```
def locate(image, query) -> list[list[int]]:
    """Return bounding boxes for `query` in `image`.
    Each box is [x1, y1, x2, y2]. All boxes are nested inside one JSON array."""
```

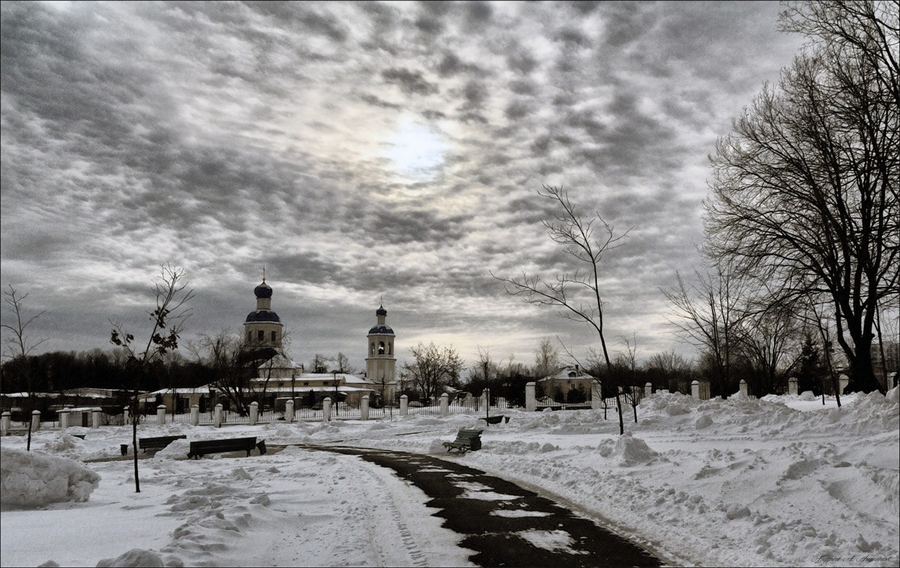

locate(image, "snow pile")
[[0, 447, 100, 507]]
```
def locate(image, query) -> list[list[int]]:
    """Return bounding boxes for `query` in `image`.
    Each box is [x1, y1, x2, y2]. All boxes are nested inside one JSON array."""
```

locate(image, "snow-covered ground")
[[2, 388, 898, 567]]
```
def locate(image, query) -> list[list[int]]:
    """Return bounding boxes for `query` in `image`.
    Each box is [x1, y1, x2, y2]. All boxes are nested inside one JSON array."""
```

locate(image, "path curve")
[[308, 445, 663, 567]]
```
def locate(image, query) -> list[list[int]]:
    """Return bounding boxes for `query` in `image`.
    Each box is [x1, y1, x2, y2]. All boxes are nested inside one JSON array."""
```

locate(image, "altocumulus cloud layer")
[[1, 1, 805, 370]]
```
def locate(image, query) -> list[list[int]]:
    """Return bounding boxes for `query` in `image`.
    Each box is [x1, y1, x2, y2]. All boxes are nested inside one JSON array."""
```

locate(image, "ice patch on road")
[[516, 529, 588, 555]]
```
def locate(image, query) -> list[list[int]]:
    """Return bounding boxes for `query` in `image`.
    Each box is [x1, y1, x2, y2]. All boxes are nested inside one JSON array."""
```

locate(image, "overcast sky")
[[1, 1, 807, 373]]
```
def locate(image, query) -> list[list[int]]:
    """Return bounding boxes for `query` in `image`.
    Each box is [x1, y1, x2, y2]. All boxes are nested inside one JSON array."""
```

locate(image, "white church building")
[[243, 277, 398, 407]]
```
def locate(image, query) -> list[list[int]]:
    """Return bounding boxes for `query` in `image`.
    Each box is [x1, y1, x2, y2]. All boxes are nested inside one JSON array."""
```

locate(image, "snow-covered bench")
[[442, 429, 483, 454], [187, 437, 266, 459], [137, 435, 186, 452], [478, 415, 509, 426]]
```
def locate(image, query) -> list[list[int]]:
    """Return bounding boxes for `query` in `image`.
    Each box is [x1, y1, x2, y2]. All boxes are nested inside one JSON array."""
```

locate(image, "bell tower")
[[243, 274, 283, 348], [366, 304, 396, 398]]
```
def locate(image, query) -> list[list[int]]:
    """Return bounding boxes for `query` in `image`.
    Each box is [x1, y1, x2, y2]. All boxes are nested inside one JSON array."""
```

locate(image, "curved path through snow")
[[310, 445, 663, 567]]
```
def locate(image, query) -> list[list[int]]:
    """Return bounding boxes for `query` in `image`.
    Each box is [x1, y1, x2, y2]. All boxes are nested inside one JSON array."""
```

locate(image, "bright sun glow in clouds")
[[382, 118, 449, 180]]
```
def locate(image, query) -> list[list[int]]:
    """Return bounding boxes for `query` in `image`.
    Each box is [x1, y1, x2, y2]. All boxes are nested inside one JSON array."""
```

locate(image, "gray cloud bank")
[[1, 1, 804, 371]]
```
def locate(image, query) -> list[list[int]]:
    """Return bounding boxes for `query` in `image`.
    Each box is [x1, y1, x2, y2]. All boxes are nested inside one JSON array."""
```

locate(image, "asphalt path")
[[308, 445, 663, 567]]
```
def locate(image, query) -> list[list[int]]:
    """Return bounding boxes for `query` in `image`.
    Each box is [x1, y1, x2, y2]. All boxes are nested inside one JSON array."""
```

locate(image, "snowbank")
[[0, 447, 100, 507]]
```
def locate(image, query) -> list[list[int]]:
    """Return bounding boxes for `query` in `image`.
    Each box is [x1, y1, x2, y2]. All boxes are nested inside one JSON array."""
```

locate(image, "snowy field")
[[1, 388, 898, 567]]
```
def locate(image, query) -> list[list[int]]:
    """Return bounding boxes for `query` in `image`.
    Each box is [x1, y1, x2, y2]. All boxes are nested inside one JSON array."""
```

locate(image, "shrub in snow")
[[0, 447, 100, 507]]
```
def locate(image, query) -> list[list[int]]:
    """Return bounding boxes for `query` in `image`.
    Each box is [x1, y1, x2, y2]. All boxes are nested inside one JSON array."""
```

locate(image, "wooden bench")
[[138, 435, 186, 452], [187, 437, 266, 459], [442, 429, 483, 454], [478, 415, 509, 425]]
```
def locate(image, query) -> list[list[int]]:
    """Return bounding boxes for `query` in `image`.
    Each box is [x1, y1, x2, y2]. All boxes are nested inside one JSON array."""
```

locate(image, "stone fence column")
[[440, 393, 449, 417], [190, 405, 199, 426], [59, 408, 70, 429], [525, 382, 536, 412], [31, 409, 41, 432], [645, 382, 653, 397], [157, 405, 166, 425], [214, 403, 224, 428], [1, 411, 10, 436], [361, 396, 369, 421], [399, 395, 408, 416], [285, 399, 295, 423], [591, 381, 603, 410], [838, 374, 849, 395], [92, 408, 101, 428], [691, 380, 700, 399], [323, 398, 332, 422], [788, 377, 799, 396], [249, 401, 259, 425], [739, 379, 748, 397]]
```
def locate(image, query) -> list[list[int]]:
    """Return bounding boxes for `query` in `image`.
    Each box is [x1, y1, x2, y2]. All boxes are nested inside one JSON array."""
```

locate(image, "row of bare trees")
[[494, 2, 898, 428]]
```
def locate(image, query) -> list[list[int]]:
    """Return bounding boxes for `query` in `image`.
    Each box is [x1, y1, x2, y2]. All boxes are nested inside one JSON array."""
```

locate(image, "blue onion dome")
[[369, 324, 394, 334], [376, 305, 387, 316], [246, 310, 281, 323], [254, 280, 273, 299]]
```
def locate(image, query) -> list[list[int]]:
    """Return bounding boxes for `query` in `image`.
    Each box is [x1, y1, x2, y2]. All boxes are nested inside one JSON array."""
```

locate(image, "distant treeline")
[[0, 349, 213, 395]]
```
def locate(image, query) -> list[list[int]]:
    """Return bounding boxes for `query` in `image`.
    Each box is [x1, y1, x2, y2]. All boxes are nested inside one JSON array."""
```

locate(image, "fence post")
[[838, 374, 849, 394], [788, 377, 798, 396], [92, 408, 101, 428], [1, 411, 10, 436], [214, 403, 223, 428], [249, 401, 259, 425], [739, 379, 748, 397], [525, 382, 536, 412], [157, 405, 166, 425], [691, 380, 700, 399], [190, 404, 199, 426], [323, 398, 332, 422], [399, 395, 408, 416], [440, 393, 449, 417], [59, 408, 70, 429], [31, 409, 41, 432], [285, 399, 295, 423], [361, 396, 369, 421], [590, 381, 603, 410], [645, 382, 653, 397]]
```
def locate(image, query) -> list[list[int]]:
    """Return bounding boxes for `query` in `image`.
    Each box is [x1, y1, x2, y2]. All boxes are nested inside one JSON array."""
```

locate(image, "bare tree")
[[334, 352, 356, 374], [646, 350, 693, 394], [532, 337, 561, 379], [2, 285, 48, 450], [109, 264, 193, 493], [493, 185, 629, 434], [704, 1, 899, 393], [403, 342, 463, 403], [736, 303, 803, 396], [616, 334, 643, 423], [662, 267, 748, 397], [199, 330, 277, 416]]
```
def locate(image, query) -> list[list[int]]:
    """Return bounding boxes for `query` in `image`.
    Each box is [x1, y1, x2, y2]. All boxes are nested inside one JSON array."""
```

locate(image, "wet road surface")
[[309, 445, 663, 567]]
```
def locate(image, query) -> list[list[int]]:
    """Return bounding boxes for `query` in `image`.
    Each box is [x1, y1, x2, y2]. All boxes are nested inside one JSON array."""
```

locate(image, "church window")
[[258, 330, 264, 342], [271, 331, 277, 342], [378, 341, 385, 355], [388, 342, 392, 355], [247, 331, 251, 343], [371, 342, 376, 355]]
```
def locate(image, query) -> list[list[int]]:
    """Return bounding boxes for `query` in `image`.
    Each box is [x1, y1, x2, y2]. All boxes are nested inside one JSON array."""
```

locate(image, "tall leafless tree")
[[704, 1, 899, 393], [493, 185, 629, 434]]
